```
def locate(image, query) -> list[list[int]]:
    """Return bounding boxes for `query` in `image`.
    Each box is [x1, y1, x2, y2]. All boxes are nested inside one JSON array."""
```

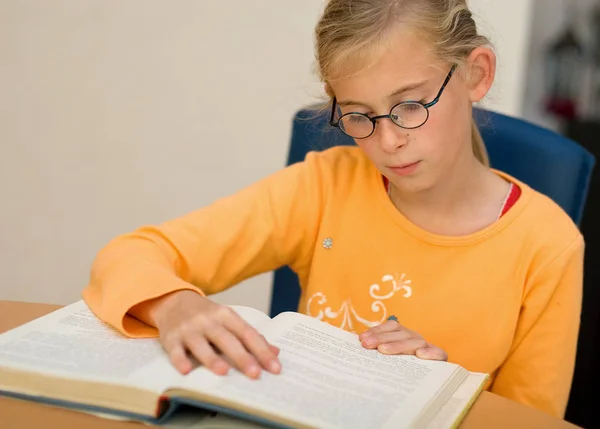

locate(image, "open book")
[[0, 301, 487, 429]]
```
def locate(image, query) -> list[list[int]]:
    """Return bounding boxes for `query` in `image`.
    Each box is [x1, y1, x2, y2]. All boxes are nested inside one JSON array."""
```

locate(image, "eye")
[[400, 103, 422, 112], [346, 114, 370, 124]]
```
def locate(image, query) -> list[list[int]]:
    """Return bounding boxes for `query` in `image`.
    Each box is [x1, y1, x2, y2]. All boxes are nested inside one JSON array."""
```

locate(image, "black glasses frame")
[[329, 65, 457, 139]]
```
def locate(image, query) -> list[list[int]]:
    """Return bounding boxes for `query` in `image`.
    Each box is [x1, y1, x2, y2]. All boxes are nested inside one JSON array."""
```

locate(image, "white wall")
[[0, 1, 325, 310], [469, 0, 534, 116], [0, 0, 534, 312]]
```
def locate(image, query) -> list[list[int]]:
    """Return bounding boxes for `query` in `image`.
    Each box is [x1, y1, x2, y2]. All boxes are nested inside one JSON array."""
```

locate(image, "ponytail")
[[471, 119, 489, 166]]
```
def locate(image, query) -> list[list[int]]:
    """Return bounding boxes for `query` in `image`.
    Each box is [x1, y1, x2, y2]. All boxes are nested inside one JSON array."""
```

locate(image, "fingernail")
[[416, 348, 430, 360], [363, 337, 377, 347], [214, 361, 229, 375], [247, 364, 261, 378], [180, 361, 192, 374], [269, 359, 281, 373]]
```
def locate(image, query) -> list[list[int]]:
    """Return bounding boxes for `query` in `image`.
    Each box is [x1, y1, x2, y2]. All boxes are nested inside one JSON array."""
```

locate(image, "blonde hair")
[[315, 0, 491, 166]]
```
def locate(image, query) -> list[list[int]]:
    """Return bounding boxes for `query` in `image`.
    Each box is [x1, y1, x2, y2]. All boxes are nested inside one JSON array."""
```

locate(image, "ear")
[[465, 47, 496, 103]]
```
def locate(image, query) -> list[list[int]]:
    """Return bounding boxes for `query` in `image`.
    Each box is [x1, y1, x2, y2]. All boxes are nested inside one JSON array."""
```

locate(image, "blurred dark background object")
[[564, 118, 600, 429]]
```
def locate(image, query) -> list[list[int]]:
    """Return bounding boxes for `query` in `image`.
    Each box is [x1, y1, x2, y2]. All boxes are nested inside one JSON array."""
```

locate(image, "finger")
[[360, 323, 419, 349], [207, 325, 263, 379], [366, 329, 413, 348], [240, 331, 282, 374], [416, 346, 448, 361], [377, 338, 429, 355], [259, 334, 281, 365], [161, 335, 193, 375], [170, 345, 193, 374], [360, 320, 406, 338], [220, 309, 281, 374], [183, 333, 230, 375]]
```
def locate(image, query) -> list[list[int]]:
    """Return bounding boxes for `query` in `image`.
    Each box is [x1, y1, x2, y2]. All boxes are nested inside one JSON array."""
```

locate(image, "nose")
[[375, 119, 407, 154]]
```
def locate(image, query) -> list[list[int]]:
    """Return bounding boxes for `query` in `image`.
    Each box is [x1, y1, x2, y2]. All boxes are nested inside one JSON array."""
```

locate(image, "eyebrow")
[[336, 80, 429, 108]]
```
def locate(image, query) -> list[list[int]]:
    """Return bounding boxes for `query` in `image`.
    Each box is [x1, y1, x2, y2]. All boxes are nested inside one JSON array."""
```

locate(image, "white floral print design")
[[306, 273, 413, 332]]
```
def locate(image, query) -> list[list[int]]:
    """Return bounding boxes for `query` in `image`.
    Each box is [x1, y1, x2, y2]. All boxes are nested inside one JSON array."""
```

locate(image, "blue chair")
[[269, 107, 595, 318]]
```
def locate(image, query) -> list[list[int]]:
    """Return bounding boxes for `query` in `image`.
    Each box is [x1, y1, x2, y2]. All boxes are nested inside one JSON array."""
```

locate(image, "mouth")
[[387, 161, 421, 176]]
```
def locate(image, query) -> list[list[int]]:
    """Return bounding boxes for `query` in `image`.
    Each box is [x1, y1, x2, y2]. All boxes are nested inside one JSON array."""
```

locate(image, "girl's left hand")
[[359, 319, 448, 361]]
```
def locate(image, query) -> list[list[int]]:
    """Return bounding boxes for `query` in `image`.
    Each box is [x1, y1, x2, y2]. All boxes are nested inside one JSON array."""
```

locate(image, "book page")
[[178, 312, 462, 429], [425, 372, 488, 429], [0, 300, 181, 394]]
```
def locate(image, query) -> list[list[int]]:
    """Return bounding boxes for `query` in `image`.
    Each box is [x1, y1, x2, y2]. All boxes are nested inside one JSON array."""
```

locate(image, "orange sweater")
[[83, 146, 583, 419]]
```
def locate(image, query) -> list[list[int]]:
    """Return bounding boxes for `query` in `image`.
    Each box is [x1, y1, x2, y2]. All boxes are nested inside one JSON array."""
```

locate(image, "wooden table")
[[0, 301, 581, 429]]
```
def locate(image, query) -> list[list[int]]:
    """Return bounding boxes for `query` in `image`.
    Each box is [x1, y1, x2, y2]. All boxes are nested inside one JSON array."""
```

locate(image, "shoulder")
[[302, 145, 374, 184], [521, 183, 581, 242], [501, 171, 584, 271], [242, 146, 369, 199]]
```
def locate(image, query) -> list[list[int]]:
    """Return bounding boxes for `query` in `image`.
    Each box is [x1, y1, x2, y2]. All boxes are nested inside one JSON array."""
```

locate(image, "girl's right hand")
[[144, 290, 282, 379]]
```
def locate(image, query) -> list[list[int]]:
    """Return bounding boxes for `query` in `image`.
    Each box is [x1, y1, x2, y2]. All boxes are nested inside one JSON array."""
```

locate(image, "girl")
[[83, 0, 583, 420]]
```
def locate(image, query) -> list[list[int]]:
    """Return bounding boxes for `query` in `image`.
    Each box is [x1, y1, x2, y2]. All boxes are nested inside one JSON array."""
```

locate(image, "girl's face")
[[329, 33, 493, 194]]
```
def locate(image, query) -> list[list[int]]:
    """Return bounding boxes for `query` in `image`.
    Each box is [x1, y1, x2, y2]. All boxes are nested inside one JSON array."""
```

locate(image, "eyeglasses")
[[329, 65, 457, 139]]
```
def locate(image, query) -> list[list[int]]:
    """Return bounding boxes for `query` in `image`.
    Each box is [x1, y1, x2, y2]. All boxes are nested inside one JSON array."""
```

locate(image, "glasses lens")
[[339, 114, 374, 138], [391, 102, 429, 129]]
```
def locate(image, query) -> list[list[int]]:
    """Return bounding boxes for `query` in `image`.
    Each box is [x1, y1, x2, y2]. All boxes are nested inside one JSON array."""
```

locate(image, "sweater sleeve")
[[82, 153, 326, 337], [491, 234, 584, 418]]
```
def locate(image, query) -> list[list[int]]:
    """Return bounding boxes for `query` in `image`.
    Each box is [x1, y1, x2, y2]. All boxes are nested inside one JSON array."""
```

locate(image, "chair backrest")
[[269, 107, 595, 317]]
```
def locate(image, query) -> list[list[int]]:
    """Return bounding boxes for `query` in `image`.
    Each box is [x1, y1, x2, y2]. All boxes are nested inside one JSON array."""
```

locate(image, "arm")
[[83, 153, 326, 337], [491, 234, 584, 418]]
